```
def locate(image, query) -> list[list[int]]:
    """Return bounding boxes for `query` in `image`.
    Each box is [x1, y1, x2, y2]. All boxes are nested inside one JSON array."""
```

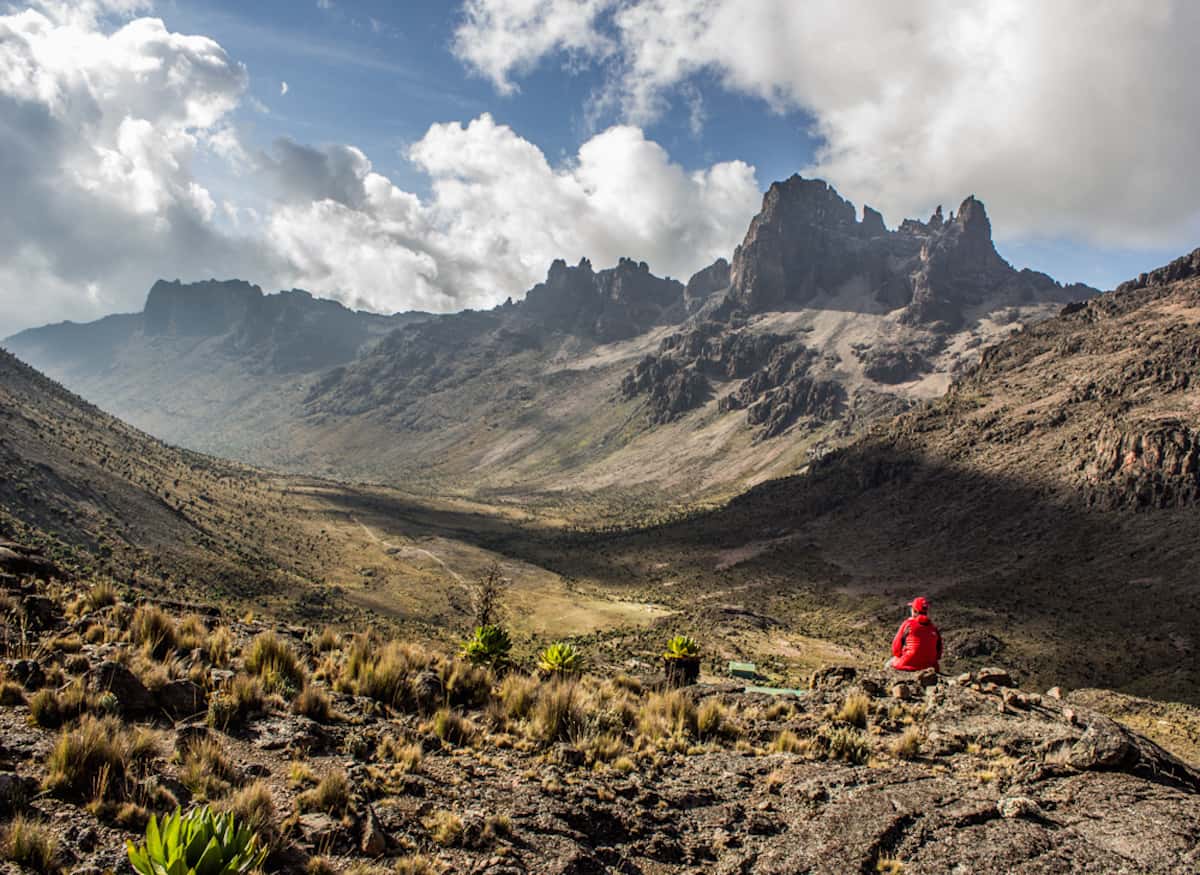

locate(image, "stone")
[[890, 684, 913, 700], [91, 660, 154, 716], [998, 796, 1042, 819], [10, 659, 45, 690], [361, 805, 388, 857], [976, 667, 1015, 687], [298, 813, 343, 849], [916, 668, 939, 688], [1046, 686, 1063, 699], [160, 680, 206, 720], [810, 665, 857, 691]]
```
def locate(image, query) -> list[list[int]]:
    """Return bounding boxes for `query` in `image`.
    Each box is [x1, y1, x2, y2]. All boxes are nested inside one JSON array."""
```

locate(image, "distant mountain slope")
[[596, 249, 1200, 701], [5, 177, 1096, 513], [0, 346, 326, 602]]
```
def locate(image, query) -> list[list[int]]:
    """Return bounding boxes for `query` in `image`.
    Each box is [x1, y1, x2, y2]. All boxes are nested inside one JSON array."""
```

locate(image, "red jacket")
[[891, 614, 942, 671]]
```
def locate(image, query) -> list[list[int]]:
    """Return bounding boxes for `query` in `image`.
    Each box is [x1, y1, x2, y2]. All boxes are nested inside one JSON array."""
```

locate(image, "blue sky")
[[0, 0, 1196, 334]]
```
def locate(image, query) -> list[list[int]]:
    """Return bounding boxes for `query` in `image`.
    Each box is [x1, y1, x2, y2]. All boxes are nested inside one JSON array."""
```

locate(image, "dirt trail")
[[354, 517, 464, 583]]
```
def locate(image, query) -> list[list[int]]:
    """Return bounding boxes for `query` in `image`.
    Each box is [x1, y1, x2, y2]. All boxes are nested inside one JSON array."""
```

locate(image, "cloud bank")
[[455, 0, 1200, 247], [0, 2, 759, 334]]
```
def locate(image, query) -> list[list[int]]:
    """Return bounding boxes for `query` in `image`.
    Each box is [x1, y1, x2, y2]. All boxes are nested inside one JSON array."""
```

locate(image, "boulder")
[[91, 661, 154, 716], [976, 667, 1015, 687], [160, 680, 206, 720]]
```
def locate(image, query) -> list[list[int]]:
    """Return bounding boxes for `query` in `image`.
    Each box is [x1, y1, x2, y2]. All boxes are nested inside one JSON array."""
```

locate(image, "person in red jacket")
[[887, 596, 942, 672]]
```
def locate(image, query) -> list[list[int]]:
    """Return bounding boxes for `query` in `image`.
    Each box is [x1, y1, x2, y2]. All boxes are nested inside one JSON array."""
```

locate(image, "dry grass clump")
[[176, 614, 208, 652], [205, 626, 234, 667], [498, 673, 539, 721], [293, 684, 333, 722], [431, 707, 475, 746], [424, 810, 464, 847], [394, 854, 441, 875], [48, 634, 82, 653], [219, 780, 279, 851], [44, 714, 157, 800], [289, 760, 318, 787], [378, 736, 423, 773], [696, 698, 734, 740], [822, 725, 872, 765], [769, 729, 807, 755], [298, 769, 350, 816], [130, 605, 178, 659], [306, 858, 338, 875], [875, 854, 906, 874], [29, 681, 92, 728], [891, 726, 923, 760], [312, 627, 340, 652], [84, 580, 118, 613], [208, 673, 266, 731], [0, 680, 26, 706], [638, 690, 697, 741], [178, 735, 240, 800], [1, 816, 59, 874], [442, 660, 493, 709], [836, 692, 871, 729], [529, 681, 586, 744], [344, 635, 433, 710], [244, 631, 305, 694]]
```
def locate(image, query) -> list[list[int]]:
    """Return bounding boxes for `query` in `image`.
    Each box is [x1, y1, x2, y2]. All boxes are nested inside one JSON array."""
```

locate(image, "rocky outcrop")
[[683, 258, 730, 314], [725, 177, 1094, 329], [1084, 424, 1200, 509], [522, 257, 685, 342]]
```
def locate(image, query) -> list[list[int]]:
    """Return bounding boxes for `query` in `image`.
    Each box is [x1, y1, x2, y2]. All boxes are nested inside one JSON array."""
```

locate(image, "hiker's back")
[[894, 615, 940, 671]]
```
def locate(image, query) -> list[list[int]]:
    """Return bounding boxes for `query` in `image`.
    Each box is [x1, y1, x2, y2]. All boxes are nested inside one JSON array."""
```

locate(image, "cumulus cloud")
[[0, 1, 283, 334], [265, 115, 759, 313], [279, 80, 287, 95], [0, 4, 760, 334], [454, 0, 614, 95], [453, 0, 1200, 249]]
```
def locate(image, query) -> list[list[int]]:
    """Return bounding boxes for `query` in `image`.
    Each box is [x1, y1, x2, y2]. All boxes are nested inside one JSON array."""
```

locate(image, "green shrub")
[[663, 635, 700, 659], [460, 625, 512, 668], [537, 642, 582, 675], [126, 806, 267, 875], [243, 632, 305, 695]]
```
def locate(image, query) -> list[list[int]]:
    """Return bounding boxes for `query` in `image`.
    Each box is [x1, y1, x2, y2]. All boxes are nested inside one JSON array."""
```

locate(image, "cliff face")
[[725, 176, 1090, 329]]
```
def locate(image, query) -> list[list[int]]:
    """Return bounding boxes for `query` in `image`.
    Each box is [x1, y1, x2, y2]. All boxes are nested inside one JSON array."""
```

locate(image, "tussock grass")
[[205, 626, 234, 667], [298, 769, 350, 815], [379, 736, 423, 773], [891, 726, 923, 760], [29, 681, 91, 728], [394, 853, 441, 875], [529, 681, 585, 744], [696, 698, 730, 740], [219, 780, 278, 851], [84, 580, 118, 613], [431, 707, 475, 746], [498, 673, 539, 721], [424, 810, 464, 847], [1, 816, 59, 874], [208, 673, 265, 731], [312, 627, 340, 652], [178, 735, 240, 800], [836, 691, 871, 729], [638, 690, 697, 741], [345, 636, 434, 710], [769, 729, 807, 755], [0, 681, 26, 706], [176, 614, 208, 652], [44, 714, 157, 800], [130, 605, 177, 659], [293, 684, 333, 722], [244, 631, 305, 694]]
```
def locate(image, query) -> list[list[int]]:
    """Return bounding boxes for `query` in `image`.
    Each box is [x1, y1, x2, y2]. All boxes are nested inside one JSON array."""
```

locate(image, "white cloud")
[[279, 80, 287, 95], [263, 114, 760, 313], [454, 0, 614, 95], [0, 5, 760, 334], [453, 0, 1200, 249], [0, 2, 282, 335]]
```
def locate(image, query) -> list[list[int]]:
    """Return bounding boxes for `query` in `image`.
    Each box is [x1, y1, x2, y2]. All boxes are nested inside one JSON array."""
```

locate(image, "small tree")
[[469, 562, 510, 629]]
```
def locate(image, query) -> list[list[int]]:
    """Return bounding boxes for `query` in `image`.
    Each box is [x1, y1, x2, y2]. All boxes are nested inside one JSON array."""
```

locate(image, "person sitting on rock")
[[887, 596, 942, 672]]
